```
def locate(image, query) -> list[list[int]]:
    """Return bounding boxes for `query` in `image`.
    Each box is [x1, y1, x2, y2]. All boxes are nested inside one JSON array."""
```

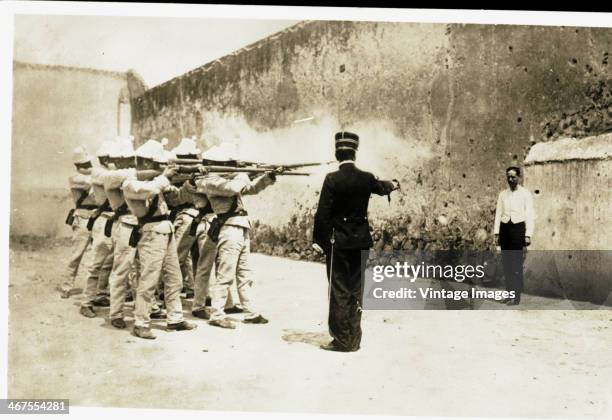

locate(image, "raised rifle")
[[135, 164, 310, 183], [170, 158, 333, 171]]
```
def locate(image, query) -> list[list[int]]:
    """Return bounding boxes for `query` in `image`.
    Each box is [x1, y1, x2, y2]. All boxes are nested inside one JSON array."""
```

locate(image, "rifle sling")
[[86, 199, 112, 231], [188, 202, 213, 237], [129, 195, 163, 247], [168, 202, 193, 223], [206, 197, 247, 242], [66, 189, 93, 225], [104, 202, 129, 237]]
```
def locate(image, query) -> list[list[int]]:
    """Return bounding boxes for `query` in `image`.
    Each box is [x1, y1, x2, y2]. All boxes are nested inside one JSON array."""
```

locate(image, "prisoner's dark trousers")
[[500, 221, 526, 301]]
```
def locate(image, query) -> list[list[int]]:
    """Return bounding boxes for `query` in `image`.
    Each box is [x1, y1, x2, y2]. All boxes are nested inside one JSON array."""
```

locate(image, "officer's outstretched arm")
[[370, 175, 398, 196]]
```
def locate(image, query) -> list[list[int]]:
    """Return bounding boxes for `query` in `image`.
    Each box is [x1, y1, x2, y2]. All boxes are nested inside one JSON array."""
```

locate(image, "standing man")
[[122, 139, 197, 339], [79, 141, 116, 317], [493, 166, 535, 306], [312, 131, 399, 353], [59, 146, 98, 298], [200, 143, 277, 329], [168, 137, 202, 299], [189, 179, 237, 319], [103, 138, 140, 329]]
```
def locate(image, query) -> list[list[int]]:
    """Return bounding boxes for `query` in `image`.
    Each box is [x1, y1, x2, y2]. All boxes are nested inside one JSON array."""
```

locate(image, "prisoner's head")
[[506, 166, 521, 189]]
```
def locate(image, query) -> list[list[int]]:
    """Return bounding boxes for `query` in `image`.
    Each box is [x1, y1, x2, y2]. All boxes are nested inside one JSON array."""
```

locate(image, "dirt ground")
[[6, 237, 612, 418]]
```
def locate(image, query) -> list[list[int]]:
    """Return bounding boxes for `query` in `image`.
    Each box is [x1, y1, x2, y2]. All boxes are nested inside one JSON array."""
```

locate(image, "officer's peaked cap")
[[334, 131, 359, 151]]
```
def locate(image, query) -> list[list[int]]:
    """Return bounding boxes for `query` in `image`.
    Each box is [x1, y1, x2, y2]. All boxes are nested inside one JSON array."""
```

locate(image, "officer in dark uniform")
[[312, 131, 398, 352]]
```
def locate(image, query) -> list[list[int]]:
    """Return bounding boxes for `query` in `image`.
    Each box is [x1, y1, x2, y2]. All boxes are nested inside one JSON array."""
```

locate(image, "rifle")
[[174, 165, 309, 176], [170, 158, 333, 170], [135, 165, 309, 183]]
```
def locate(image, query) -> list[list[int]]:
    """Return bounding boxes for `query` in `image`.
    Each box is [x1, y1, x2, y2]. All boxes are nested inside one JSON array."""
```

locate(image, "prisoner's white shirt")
[[493, 185, 535, 237]]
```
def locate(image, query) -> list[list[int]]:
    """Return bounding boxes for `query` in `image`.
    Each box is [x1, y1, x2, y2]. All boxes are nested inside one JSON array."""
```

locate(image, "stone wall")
[[10, 61, 146, 237], [129, 21, 612, 261], [523, 134, 612, 303]]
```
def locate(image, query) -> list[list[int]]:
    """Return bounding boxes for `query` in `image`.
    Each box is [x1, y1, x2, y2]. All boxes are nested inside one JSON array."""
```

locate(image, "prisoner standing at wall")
[[313, 131, 398, 352], [79, 141, 116, 318], [200, 143, 276, 329], [122, 139, 197, 339], [59, 146, 98, 299], [493, 166, 535, 306]]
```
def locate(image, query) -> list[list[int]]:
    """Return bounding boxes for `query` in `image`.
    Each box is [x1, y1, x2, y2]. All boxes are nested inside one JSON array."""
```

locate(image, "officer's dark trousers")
[[499, 221, 526, 301], [325, 248, 368, 351]]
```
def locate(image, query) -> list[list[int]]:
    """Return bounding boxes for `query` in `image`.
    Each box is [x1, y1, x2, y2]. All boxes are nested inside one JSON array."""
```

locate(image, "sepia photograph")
[[1, 3, 611, 419]]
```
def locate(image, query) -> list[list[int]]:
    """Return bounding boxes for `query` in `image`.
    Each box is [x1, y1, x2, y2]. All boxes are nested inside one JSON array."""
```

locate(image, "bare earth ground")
[[7, 237, 612, 418]]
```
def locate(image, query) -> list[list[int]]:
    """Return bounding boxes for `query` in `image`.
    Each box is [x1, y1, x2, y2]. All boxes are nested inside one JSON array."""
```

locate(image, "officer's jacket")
[[68, 171, 97, 218], [199, 173, 275, 229], [121, 175, 174, 233], [313, 162, 395, 250], [102, 168, 138, 225]]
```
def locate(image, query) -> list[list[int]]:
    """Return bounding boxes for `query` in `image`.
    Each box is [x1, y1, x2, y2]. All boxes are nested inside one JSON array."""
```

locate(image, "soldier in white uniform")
[[102, 139, 142, 329], [167, 138, 202, 298], [200, 143, 277, 329], [79, 141, 116, 317], [122, 139, 197, 339], [59, 146, 97, 298]]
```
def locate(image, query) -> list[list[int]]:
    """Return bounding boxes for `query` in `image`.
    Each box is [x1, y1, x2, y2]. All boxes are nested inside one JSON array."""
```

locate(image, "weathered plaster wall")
[[10, 61, 145, 237], [131, 21, 612, 261], [523, 133, 612, 303]]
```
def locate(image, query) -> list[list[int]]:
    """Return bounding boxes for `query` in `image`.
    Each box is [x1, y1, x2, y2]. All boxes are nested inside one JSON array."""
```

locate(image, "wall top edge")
[[13, 60, 128, 80], [525, 132, 612, 164], [146, 20, 318, 91]]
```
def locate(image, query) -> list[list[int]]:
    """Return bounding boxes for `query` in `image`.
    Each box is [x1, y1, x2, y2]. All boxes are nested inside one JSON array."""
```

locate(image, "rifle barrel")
[[170, 158, 333, 170], [204, 166, 309, 176]]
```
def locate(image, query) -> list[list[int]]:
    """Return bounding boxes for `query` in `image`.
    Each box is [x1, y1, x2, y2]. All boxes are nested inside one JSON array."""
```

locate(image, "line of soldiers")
[[60, 136, 276, 339]]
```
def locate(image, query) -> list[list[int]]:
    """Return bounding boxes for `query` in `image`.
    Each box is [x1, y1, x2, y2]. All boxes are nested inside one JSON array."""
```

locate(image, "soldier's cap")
[[158, 149, 175, 164], [121, 137, 135, 158], [334, 131, 359, 151], [135, 139, 165, 162], [108, 140, 124, 159], [203, 142, 238, 162], [96, 140, 116, 157], [172, 137, 201, 156], [72, 146, 92, 164]]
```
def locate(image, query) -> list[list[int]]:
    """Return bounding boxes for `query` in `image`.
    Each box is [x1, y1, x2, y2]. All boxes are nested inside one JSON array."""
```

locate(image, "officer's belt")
[[335, 216, 368, 223], [104, 202, 129, 237]]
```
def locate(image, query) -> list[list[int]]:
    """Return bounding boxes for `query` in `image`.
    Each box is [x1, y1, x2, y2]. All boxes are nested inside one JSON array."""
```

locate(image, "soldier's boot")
[[80, 306, 96, 318], [166, 320, 197, 332], [111, 318, 127, 329], [133, 326, 156, 340]]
